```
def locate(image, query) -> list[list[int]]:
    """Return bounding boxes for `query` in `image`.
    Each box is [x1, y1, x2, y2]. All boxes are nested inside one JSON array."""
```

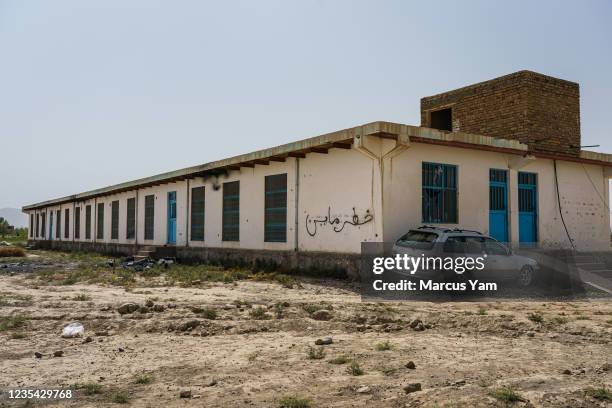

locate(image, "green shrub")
[[0, 314, 28, 332], [586, 387, 611, 401], [111, 391, 129, 403], [135, 374, 153, 384], [306, 346, 326, 360], [375, 340, 392, 351], [193, 307, 217, 320], [74, 382, 102, 395], [527, 312, 544, 323], [489, 387, 525, 402], [551, 316, 568, 325], [346, 361, 364, 376], [72, 293, 91, 301], [328, 355, 349, 365], [249, 307, 270, 320], [279, 396, 311, 408]]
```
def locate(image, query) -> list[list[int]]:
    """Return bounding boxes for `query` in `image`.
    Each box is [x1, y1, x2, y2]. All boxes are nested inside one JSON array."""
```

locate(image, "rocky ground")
[[0, 250, 611, 407]]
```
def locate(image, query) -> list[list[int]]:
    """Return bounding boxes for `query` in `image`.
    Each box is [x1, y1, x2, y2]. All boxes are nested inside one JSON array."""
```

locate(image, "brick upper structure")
[[420, 70, 581, 156]]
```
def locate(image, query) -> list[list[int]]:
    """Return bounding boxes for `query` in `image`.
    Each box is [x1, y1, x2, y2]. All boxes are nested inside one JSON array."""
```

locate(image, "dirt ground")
[[1, 250, 611, 407]]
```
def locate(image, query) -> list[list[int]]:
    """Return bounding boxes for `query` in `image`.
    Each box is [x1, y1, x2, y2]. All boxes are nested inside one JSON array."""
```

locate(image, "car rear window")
[[396, 230, 438, 249]]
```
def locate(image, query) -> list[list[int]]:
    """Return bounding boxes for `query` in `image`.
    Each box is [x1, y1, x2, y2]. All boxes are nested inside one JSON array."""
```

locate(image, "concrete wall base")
[[28, 240, 359, 280]]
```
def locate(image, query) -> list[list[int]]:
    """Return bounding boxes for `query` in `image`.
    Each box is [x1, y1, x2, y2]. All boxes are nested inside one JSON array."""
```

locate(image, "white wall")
[[383, 143, 611, 250], [26, 138, 611, 253]]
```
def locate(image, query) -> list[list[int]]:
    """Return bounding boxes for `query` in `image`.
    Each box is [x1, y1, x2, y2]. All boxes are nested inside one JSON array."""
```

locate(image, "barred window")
[[85, 205, 91, 239], [126, 198, 136, 240], [64, 208, 70, 239], [422, 162, 457, 223], [264, 174, 287, 242], [97, 203, 104, 239], [30, 214, 34, 238], [36, 214, 40, 238], [191, 187, 205, 241], [56, 210, 61, 239], [144, 195, 155, 240], [222, 181, 239, 241], [75, 207, 81, 239], [41, 213, 46, 238], [111, 200, 119, 240]]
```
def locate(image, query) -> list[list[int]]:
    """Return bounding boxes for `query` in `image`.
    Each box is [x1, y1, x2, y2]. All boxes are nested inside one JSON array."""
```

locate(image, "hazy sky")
[[2, 0, 611, 209]]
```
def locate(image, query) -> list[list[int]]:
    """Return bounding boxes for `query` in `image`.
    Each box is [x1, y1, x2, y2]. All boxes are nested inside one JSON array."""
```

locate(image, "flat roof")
[[22, 121, 612, 211]]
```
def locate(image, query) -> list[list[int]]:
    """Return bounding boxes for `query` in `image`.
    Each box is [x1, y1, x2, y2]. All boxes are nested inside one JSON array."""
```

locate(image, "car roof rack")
[[417, 225, 453, 232], [449, 228, 483, 235]]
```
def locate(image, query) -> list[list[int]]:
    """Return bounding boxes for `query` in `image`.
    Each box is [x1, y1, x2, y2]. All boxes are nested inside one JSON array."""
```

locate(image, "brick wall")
[[420, 71, 581, 156]]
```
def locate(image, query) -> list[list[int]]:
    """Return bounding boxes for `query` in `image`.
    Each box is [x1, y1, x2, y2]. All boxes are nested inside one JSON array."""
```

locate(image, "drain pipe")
[[294, 157, 300, 252], [553, 160, 575, 250], [93, 198, 97, 244], [353, 129, 409, 240], [135, 190, 139, 246], [185, 179, 190, 247]]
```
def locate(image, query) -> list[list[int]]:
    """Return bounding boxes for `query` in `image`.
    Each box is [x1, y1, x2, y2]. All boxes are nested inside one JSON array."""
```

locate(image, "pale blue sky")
[[2, 0, 611, 208]]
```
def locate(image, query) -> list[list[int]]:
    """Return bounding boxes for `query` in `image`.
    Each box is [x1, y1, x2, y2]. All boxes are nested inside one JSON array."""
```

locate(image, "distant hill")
[[0, 208, 28, 228]]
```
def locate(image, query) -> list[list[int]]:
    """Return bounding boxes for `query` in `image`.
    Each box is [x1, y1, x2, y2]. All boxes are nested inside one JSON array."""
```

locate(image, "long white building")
[[23, 71, 612, 276]]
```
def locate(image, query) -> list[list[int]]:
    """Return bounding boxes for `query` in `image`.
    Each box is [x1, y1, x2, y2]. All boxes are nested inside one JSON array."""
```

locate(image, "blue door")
[[489, 169, 508, 242], [167, 191, 177, 244], [518, 172, 537, 245]]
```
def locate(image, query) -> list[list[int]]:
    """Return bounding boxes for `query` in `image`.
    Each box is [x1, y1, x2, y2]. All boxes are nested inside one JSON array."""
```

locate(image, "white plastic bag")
[[61, 322, 84, 338]]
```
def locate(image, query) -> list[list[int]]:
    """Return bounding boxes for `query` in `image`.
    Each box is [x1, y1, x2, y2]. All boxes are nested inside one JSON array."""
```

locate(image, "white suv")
[[392, 226, 539, 287]]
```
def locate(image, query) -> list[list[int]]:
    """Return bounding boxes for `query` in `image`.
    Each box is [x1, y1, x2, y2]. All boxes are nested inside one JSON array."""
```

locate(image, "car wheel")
[[518, 265, 534, 287]]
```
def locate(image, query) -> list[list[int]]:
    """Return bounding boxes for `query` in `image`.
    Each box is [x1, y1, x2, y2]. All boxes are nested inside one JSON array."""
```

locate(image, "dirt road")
[[1, 251, 611, 407]]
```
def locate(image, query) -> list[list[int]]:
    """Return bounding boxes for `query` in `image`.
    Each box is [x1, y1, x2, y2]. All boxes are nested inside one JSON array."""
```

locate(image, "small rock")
[[118, 347, 125, 352], [409, 319, 422, 329], [526, 331, 535, 337], [412, 322, 425, 331], [145, 299, 154, 308], [53, 350, 63, 357], [451, 379, 466, 386], [562, 369, 571, 375], [356, 386, 370, 394], [312, 310, 332, 321], [178, 320, 201, 332], [405, 361, 416, 369], [95, 331, 109, 337], [403, 383, 422, 394], [314, 336, 333, 345], [153, 304, 165, 312], [34, 352, 43, 359], [117, 303, 139, 315], [205, 378, 217, 387], [138, 306, 150, 314], [179, 390, 192, 399], [83, 336, 93, 343]]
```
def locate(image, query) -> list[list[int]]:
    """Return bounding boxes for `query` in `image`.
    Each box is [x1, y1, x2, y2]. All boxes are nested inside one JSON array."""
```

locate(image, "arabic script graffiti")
[[305, 206, 373, 237]]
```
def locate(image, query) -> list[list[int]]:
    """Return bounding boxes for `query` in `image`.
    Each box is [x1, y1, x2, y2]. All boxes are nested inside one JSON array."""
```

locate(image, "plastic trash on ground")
[[61, 322, 84, 338]]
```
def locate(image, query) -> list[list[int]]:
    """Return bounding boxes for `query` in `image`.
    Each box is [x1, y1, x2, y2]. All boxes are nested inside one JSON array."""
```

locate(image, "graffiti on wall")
[[305, 206, 373, 237]]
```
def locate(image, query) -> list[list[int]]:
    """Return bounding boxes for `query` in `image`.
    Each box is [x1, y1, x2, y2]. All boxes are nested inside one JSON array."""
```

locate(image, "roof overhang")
[[22, 121, 612, 211]]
